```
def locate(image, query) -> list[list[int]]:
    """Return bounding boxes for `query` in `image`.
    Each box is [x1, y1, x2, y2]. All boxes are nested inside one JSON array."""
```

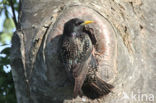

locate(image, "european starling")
[[60, 18, 113, 99]]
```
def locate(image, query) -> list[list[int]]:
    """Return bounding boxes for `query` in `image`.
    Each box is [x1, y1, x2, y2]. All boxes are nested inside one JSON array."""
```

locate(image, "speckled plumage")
[[61, 32, 92, 77], [60, 18, 113, 99], [60, 18, 93, 97]]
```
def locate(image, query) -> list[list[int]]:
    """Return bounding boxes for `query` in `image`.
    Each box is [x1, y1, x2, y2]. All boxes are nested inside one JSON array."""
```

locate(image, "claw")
[[92, 47, 101, 56]]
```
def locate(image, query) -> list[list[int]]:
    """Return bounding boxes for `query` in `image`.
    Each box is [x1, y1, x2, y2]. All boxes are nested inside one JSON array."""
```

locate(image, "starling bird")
[[60, 18, 113, 99]]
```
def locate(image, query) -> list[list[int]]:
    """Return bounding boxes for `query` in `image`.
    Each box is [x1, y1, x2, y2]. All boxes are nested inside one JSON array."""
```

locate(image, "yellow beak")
[[81, 21, 94, 25]]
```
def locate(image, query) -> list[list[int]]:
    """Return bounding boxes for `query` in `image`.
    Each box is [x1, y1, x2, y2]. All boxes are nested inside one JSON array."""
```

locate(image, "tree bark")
[[10, 0, 156, 103]]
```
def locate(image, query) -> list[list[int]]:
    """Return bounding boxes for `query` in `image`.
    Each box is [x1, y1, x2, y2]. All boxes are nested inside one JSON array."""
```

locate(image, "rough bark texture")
[[10, 0, 156, 103]]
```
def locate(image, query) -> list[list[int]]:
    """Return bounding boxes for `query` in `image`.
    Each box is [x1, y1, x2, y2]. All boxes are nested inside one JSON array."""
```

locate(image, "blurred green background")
[[0, 0, 19, 103]]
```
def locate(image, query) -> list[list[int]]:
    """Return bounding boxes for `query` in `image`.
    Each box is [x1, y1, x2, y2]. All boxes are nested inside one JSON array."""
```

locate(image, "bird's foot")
[[73, 78, 84, 98], [92, 47, 101, 57], [73, 89, 83, 98], [73, 88, 83, 98]]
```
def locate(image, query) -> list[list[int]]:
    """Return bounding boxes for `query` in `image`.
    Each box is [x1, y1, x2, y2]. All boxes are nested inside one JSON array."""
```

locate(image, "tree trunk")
[[10, 0, 156, 103]]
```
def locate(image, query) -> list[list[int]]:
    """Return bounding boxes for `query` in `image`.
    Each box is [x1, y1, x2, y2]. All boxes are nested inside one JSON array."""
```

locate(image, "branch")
[[17, 0, 22, 29], [9, 0, 18, 28]]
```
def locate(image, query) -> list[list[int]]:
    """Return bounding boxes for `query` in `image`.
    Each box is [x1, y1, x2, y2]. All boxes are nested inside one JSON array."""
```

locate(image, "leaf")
[[0, 47, 10, 55], [0, 32, 12, 44], [0, 1, 3, 5], [3, 18, 15, 30], [2, 0, 9, 5], [0, 57, 10, 65], [0, 7, 3, 15], [12, 0, 17, 4]]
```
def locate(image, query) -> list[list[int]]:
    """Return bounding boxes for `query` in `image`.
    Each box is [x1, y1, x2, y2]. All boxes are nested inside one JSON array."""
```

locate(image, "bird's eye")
[[75, 21, 83, 26]]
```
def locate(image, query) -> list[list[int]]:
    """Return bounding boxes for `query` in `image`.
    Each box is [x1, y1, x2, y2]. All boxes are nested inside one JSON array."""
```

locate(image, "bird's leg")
[[92, 47, 101, 56], [73, 77, 84, 98]]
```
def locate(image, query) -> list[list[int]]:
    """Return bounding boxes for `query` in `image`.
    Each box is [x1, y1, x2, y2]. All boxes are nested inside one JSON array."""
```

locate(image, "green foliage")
[[0, 18, 15, 44], [0, 0, 19, 103], [0, 0, 17, 44], [0, 47, 16, 103]]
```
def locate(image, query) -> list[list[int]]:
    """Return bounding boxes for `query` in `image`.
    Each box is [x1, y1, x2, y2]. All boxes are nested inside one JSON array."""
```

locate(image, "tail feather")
[[82, 76, 114, 99]]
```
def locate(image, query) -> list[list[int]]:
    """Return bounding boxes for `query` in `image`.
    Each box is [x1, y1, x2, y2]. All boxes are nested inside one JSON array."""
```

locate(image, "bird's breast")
[[61, 34, 92, 65]]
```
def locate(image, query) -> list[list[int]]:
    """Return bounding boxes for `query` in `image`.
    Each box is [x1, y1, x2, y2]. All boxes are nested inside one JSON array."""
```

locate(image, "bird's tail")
[[82, 76, 114, 99]]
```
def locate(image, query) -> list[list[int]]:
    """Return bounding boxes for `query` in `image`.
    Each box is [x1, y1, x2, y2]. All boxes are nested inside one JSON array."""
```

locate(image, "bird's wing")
[[61, 33, 93, 78], [71, 32, 93, 78], [71, 33, 93, 97], [83, 26, 97, 45], [61, 33, 93, 97]]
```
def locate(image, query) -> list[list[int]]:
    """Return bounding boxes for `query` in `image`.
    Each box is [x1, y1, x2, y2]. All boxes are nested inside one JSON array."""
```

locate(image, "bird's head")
[[63, 18, 94, 37]]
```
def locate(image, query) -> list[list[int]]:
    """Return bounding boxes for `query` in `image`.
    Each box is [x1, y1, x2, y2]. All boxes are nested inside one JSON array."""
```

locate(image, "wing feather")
[[61, 32, 92, 78]]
